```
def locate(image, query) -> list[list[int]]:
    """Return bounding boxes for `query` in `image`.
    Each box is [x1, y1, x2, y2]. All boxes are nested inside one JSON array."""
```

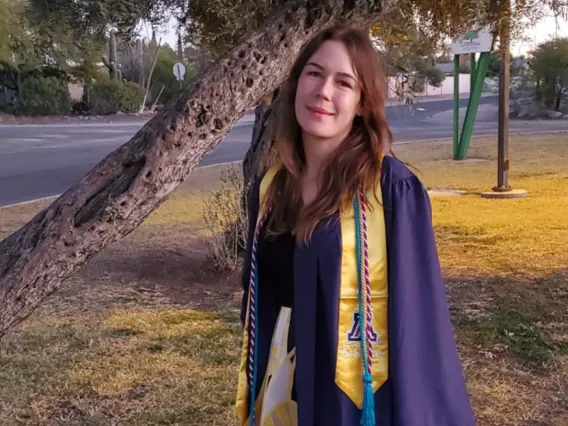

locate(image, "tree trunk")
[[242, 90, 279, 200], [0, 0, 390, 339], [239, 91, 280, 241]]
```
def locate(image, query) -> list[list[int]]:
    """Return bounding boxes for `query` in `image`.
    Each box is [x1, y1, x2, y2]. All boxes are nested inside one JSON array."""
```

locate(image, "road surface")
[[1, 96, 566, 207]]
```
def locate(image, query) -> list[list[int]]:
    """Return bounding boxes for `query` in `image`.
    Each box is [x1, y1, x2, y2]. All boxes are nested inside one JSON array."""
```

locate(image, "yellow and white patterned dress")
[[256, 306, 297, 426]]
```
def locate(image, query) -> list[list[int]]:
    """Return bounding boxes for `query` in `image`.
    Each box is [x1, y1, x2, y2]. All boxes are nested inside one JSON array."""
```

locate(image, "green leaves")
[[18, 76, 72, 115], [530, 37, 568, 110], [0, 0, 28, 66], [183, 0, 278, 57]]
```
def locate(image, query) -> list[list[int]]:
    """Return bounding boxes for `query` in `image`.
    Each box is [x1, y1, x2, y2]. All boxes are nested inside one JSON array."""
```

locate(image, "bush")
[[84, 79, 143, 115], [121, 81, 144, 112], [421, 66, 445, 88], [151, 55, 196, 105], [201, 166, 249, 271], [18, 77, 71, 115]]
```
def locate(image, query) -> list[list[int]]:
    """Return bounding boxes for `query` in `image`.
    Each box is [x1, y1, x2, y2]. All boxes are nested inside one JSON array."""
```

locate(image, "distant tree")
[[148, 44, 197, 104], [486, 50, 502, 77], [0, 0, 28, 67], [530, 37, 568, 111], [2, 0, 150, 97], [2, 0, 174, 82], [371, 8, 445, 97]]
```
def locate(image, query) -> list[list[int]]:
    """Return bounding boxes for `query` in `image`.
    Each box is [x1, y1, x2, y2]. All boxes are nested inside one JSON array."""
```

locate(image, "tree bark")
[[0, 0, 390, 339], [242, 90, 279, 198]]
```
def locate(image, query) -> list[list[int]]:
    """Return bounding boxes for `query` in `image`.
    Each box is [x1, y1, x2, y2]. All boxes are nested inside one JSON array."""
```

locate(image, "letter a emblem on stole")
[[347, 312, 379, 343]]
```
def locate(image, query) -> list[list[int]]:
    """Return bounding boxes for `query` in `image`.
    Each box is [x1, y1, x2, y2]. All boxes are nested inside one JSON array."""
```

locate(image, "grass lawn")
[[0, 133, 567, 425]]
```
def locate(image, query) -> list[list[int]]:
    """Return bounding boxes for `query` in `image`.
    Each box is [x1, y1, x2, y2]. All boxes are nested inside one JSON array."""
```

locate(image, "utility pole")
[[495, 0, 511, 191], [470, 53, 477, 91], [482, 0, 527, 199], [451, 28, 493, 160], [454, 54, 460, 158]]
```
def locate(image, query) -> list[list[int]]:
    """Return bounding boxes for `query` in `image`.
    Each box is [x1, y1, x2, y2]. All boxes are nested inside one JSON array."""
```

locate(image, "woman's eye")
[[339, 81, 352, 89], [307, 70, 321, 77]]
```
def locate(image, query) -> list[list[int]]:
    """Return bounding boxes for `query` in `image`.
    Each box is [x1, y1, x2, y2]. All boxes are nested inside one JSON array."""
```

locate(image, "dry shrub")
[[201, 165, 249, 271]]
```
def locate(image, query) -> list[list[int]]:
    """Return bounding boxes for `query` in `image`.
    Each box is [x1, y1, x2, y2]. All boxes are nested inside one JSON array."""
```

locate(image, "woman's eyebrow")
[[305, 62, 357, 82]]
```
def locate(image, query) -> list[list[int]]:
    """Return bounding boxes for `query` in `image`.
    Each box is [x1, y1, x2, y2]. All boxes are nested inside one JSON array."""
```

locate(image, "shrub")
[[201, 165, 249, 271], [151, 54, 196, 105], [18, 77, 71, 115], [84, 79, 143, 115], [121, 81, 144, 112]]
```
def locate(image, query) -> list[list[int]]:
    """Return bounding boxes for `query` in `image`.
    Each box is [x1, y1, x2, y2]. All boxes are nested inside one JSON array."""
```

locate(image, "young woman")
[[236, 25, 475, 426]]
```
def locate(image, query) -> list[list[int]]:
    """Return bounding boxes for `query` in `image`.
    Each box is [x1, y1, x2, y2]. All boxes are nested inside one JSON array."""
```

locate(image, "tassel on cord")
[[355, 195, 376, 426], [361, 372, 376, 426]]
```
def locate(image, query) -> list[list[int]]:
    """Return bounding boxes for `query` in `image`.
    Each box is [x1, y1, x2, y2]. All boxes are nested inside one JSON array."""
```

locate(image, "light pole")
[[481, 0, 528, 199], [495, 0, 511, 192]]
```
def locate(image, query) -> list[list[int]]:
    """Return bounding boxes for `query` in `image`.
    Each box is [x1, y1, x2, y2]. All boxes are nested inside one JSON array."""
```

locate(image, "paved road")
[[1, 95, 566, 207]]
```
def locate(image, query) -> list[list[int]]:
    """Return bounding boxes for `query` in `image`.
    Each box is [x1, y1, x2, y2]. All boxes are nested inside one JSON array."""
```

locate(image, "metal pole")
[[455, 51, 491, 160], [454, 55, 460, 158], [470, 53, 477, 92], [496, 2, 511, 191]]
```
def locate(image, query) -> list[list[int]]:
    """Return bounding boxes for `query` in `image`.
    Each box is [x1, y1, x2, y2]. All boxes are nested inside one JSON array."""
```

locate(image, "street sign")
[[451, 26, 492, 55], [173, 62, 186, 81]]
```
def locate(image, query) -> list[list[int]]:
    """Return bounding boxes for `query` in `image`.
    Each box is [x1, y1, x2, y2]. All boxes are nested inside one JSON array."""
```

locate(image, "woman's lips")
[[307, 106, 334, 118]]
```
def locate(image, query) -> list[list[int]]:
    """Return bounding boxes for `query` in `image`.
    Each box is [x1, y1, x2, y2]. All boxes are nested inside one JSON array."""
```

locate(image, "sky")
[[512, 15, 568, 56]]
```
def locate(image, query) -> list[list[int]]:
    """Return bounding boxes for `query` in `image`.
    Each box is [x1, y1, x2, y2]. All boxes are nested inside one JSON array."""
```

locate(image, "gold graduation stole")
[[336, 183, 389, 410]]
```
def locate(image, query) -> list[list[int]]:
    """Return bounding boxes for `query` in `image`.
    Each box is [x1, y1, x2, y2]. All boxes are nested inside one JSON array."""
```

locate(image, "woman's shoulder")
[[380, 155, 430, 205], [381, 155, 421, 186]]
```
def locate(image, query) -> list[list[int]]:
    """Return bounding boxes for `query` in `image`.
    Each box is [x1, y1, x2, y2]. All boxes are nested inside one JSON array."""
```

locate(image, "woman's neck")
[[300, 133, 344, 205], [301, 133, 344, 181]]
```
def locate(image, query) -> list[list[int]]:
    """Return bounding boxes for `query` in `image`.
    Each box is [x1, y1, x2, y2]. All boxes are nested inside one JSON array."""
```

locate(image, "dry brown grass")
[[0, 308, 241, 425], [401, 135, 568, 277], [0, 134, 567, 425], [0, 163, 243, 425], [395, 132, 568, 193]]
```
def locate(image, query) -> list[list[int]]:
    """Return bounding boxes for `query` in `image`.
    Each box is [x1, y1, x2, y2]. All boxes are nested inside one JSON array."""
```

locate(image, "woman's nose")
[[315, 77, 334, 101]]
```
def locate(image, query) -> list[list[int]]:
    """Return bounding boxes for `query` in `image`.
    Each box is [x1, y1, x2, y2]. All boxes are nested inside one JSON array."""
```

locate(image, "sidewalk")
[[386, 92, 495, 106]]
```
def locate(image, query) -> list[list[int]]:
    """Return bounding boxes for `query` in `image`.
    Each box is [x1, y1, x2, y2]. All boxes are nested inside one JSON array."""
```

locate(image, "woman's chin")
[[300, 124, 335, 140]]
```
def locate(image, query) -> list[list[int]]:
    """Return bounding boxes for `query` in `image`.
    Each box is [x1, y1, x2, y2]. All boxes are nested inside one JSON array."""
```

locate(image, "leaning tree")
[[0, 0, 392, 339], [2, 0, 567, 339]]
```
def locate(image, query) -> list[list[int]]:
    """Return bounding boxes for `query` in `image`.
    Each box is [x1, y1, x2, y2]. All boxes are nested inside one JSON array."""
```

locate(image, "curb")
[[0, 195, 61, 209]]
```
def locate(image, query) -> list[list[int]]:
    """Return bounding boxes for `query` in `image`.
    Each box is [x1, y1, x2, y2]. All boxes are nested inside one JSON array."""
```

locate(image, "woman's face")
[[294, 40, 362, 143]]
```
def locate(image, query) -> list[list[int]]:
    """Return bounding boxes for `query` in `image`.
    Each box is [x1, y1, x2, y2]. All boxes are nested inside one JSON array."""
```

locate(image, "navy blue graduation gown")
[[239, 156, 475, 426]]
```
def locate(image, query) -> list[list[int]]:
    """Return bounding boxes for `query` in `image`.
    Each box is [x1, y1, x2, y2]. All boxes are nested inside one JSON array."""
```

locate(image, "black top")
[[256, 228, 295, 308]]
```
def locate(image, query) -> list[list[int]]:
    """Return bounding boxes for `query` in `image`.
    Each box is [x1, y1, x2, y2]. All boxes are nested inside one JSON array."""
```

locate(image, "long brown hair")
[[264, 25, 393, 243]]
